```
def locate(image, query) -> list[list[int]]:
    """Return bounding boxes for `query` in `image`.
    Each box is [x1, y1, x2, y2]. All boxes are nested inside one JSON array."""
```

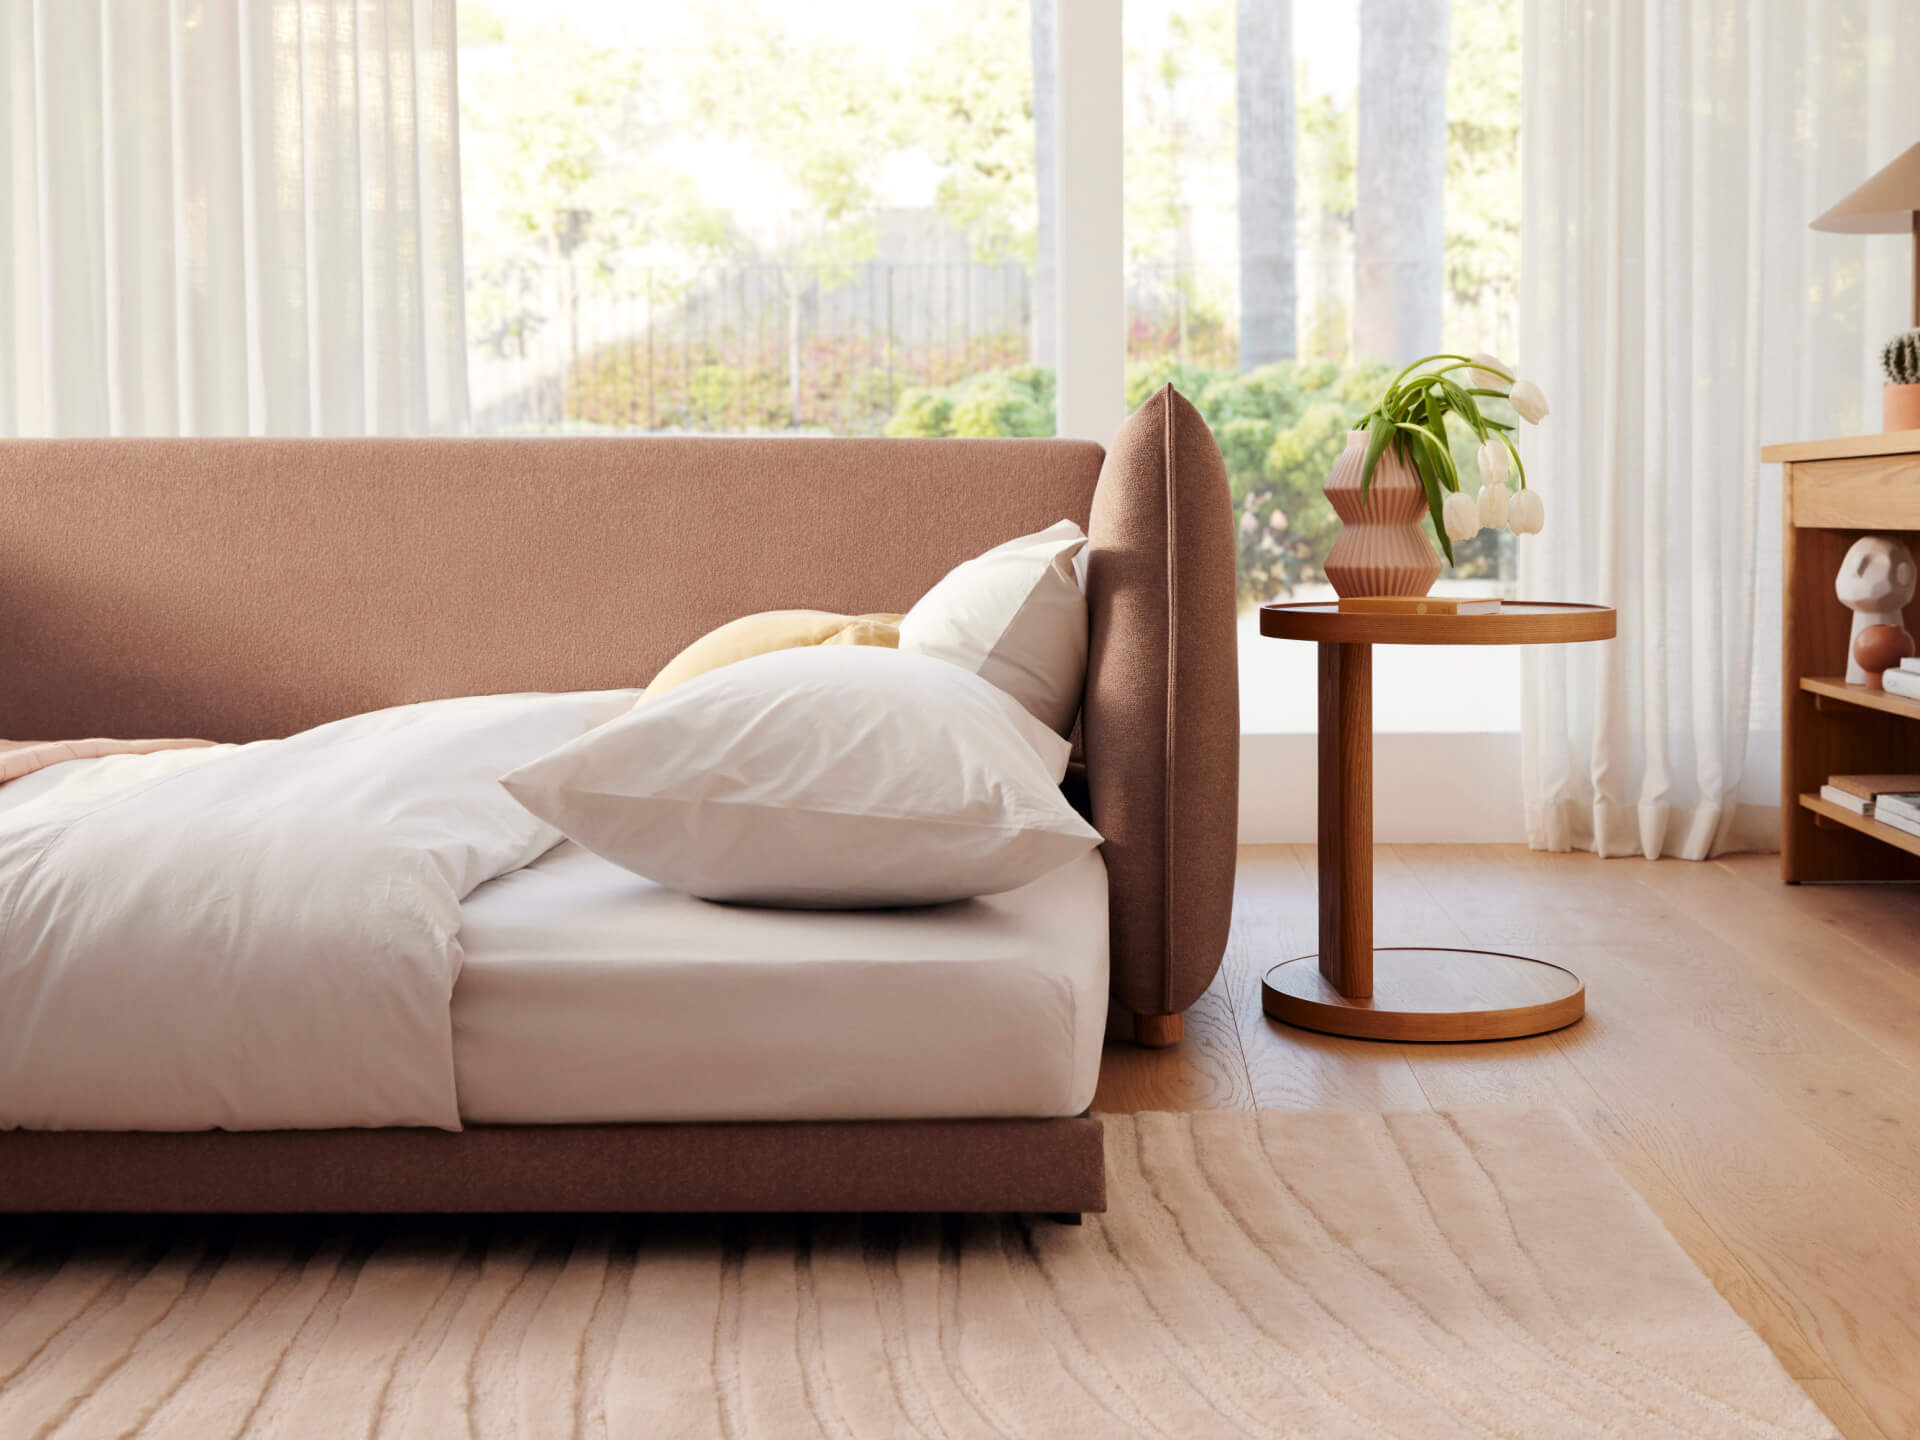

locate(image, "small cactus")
[[1884, 329, 1920, 385]]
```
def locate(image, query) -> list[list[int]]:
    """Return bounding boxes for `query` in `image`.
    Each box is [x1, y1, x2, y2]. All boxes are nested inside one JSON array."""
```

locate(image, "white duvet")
[[0, 690, 635, 1132]]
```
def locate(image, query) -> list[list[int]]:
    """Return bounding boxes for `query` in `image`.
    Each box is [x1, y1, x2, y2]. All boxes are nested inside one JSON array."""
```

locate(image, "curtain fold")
[[0, 0, 466, 437], [1518, 0, 1920, 859]]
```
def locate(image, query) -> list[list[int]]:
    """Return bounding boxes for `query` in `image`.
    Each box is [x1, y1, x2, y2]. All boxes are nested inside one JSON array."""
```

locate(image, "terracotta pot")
[[1852, 622, 1916, 691], [1322, 430, 1443, 598], [1886, 384, 1920, 432]]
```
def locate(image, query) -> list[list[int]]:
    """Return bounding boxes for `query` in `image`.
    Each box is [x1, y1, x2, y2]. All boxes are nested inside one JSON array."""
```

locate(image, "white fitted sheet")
[[451, 842, 1109, 1123]]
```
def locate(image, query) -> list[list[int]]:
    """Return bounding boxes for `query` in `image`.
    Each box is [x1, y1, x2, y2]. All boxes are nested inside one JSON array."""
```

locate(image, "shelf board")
[[1799, 675, 1920, 723], [1762, 430, 1920, 463], [1799, 793, 1920, 861]]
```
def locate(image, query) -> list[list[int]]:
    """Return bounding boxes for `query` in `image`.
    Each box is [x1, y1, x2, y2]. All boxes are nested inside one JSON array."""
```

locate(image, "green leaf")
[[1393, 421, 1457, 564], [1425, 480, 1455, 565], [1359, 412, 1393, 501], [1433, 376, 1488, 441], [1420, 394, 1457, 491]]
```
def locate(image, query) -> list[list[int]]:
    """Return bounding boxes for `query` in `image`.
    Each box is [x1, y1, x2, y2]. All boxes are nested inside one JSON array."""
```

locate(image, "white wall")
[[1238, 733, 1527, 843]]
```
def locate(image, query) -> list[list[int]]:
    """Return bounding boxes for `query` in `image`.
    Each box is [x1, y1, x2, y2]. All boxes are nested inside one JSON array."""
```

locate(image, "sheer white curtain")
[[0, 0, 466, 437], [1518, 0, 1920, 859]]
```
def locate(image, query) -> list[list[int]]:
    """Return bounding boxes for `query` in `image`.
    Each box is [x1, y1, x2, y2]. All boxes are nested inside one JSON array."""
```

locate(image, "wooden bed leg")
[[1131, 1012, 1184, 1048]]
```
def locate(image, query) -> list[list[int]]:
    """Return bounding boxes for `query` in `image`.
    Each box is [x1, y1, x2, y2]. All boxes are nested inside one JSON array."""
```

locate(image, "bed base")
[[0, 1116, 1105, 1215]]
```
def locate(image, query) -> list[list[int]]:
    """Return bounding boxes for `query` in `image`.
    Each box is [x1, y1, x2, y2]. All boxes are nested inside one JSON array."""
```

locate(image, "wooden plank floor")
[[1095, 845, 1920, 1440]]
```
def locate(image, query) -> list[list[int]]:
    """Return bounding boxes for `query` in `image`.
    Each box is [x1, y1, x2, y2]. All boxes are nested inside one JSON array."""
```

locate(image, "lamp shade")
[[1811, 141, 1920, 234]]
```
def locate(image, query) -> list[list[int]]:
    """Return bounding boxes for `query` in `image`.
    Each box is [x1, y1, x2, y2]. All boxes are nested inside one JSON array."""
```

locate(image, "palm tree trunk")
[[1237, 0, 1296, 368], [1354, 0, 1449, 364]]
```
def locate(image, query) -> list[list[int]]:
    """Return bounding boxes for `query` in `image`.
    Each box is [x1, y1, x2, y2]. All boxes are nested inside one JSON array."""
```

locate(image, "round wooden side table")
[[1257, 600, 1616, 1042]]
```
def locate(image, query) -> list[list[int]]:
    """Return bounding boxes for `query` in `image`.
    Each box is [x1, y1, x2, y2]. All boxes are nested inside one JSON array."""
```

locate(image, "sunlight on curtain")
[[1519, 0, 1920, 859], [0, 0, 467, 436]]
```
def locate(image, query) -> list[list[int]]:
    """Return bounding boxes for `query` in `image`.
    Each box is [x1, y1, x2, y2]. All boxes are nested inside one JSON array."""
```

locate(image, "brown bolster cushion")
[[1083, 385, 1240, 1019]]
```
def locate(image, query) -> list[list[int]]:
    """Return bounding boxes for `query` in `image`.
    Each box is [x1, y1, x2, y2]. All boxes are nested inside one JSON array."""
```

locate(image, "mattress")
[[451, 842, 1109, 1124]]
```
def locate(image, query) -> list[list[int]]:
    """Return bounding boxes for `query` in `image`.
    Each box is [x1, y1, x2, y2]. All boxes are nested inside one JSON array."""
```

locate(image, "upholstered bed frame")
[[0, 386, 1238, 1215]]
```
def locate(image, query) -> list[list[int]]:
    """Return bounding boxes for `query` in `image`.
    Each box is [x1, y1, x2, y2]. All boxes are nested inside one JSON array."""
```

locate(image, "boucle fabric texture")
[[0, 1110, 1834, 1438], [0, 1118, 1106, 1215]]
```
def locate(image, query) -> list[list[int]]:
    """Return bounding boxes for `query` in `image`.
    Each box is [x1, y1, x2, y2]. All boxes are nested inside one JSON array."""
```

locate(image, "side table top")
[[1259, 601, 1616, 646]]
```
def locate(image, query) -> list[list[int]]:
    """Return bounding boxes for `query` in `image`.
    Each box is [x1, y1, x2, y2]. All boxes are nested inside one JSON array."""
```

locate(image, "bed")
[[0, 388, 1238, 1214]]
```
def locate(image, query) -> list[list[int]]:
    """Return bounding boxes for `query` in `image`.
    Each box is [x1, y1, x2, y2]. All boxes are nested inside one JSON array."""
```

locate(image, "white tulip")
[[1442, 490, 1481, 542], [1509, 488, 1545, 534], [1509, 379, 1550, 424], [1470, 351, 1512, 391], [1475, 437, 1509, 488], [1477, 481, 1511, 530]]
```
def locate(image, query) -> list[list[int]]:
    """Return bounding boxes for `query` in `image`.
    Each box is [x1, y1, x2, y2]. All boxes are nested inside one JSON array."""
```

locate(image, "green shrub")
[[566, 337, 1506, 600], [894, 356, 1489, 599], [885, 366, 1055, 438], [883, 388, 955, 438]]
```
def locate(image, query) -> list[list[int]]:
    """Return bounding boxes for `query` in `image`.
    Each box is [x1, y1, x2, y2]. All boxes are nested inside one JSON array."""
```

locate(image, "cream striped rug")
[[0, 1109, 1834, 1438]]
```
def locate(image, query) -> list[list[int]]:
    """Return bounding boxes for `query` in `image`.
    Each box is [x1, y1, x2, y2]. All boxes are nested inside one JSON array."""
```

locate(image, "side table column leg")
[[1318, 641, 1372, 997]]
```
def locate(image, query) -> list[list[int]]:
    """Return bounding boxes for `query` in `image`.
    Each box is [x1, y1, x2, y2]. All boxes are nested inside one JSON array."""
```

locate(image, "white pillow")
[[898, 519, 1089, 734], [500, 646, 1102, 908]]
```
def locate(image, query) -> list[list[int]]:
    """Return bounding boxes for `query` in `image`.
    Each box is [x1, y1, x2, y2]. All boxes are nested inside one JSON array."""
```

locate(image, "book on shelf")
[[1900, 656, 1920, 673], [1875, 792, 1920, 827], [1820, 775, 1920, 817], [1883, 667, 1920, 701], [1819, 784, 1873, 815], [1335, 596, 1501, 616], [1875, 806, 1920, 841]]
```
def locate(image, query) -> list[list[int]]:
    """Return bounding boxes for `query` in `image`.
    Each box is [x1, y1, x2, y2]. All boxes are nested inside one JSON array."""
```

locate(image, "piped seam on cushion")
[[542, 791, 1103, 839], [1159, 384, 1179, 1015]]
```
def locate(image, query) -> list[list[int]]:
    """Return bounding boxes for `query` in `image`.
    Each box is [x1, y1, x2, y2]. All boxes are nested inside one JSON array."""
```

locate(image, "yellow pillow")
[[641, 610, 903, 703]]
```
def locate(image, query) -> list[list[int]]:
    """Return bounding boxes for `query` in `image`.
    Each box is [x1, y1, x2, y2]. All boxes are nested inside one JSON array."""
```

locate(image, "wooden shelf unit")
[[1798, 793, 1920, 862], [1800, 675, 1920, 723], [1764, 433, 1920, 882]]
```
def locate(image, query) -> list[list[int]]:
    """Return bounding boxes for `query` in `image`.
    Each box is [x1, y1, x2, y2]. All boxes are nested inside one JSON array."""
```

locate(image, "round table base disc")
[[1261, 947, 1584, 1044]]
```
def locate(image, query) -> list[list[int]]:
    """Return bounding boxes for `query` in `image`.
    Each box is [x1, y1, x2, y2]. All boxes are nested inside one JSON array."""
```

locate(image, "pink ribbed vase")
[[1321, 429, 1443, 598]]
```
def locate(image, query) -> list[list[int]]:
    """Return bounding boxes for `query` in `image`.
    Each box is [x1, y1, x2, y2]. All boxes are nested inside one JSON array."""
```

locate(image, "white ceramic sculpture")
[[1836, 535, 1918, 684]]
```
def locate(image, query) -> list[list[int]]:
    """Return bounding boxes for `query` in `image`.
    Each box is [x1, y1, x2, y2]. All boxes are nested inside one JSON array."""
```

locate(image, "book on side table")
[[1335, 596, 1501, 616]]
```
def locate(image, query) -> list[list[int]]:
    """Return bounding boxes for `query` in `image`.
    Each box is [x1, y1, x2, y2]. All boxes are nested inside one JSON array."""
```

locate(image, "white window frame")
[[1051, 0, 1126, 444]]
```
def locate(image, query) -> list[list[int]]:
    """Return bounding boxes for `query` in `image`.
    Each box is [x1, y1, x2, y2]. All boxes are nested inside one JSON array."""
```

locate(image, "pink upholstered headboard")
[[0, 402, 1236, 1021]]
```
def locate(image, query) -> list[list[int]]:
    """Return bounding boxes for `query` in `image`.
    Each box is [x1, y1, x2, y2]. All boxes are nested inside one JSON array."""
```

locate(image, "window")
[[459, 0, 1524, 734], [457, 0, 1044, 439], [1123, 0, 1523, 731]]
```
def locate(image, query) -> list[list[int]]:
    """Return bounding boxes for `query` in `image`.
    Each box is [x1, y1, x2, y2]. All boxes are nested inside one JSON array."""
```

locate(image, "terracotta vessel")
[[1885, 384, 1920, 433], [1322, 430, 1443, 598], [1852, 623, 1916, 692]]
